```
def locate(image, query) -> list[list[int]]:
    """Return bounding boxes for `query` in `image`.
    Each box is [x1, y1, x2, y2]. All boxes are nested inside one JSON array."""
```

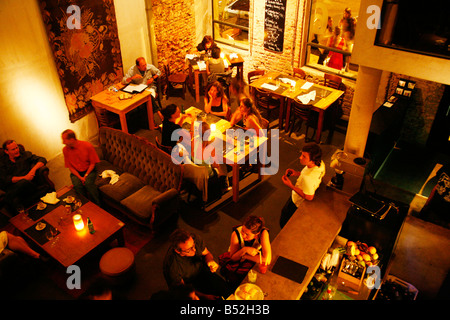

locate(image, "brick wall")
[[151, 0, 196, 72]]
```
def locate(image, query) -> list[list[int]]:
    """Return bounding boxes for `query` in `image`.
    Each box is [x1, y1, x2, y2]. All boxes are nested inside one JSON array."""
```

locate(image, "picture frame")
[[396, 87, 404, 95], [403, 89, 412, 97], [398, 79, 407, 87], [407, 81, 416, 90]]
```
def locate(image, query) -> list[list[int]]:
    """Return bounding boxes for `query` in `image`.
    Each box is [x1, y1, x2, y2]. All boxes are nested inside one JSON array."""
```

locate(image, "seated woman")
[[206, 46, 225, 77], [161, 104, 191, 149], [219, 216, 271, 285], [204, 81, 230, 120], [197, 35, 217, 56], [190, 122, 229, 192], [230, 97, 265, 136]]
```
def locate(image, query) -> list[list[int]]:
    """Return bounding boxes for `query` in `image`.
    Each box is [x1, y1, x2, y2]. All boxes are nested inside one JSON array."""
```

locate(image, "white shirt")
[[291, 160, 325, 207]]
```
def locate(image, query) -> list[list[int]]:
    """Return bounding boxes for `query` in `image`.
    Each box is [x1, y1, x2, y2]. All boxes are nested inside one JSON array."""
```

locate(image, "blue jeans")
[[70, 170, 101, 206]]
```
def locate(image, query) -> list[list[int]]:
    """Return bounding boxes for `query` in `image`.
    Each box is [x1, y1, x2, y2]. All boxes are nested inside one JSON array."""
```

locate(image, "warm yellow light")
[[211, 123, 216, 132], [73, 214, 85, 231]]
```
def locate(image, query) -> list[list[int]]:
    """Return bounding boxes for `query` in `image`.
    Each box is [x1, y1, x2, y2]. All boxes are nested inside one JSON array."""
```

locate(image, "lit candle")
[[73, 214, 85, 231], [211, 123, 216, 132]]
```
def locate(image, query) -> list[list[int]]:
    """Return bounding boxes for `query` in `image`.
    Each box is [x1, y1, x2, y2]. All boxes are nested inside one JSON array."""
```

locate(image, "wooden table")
[[10, 186, 125, 268], [187, 53, 244, 103], [184, 107, 268, 202], [90, 84, 155, 133], [249, 71, 344, 143]]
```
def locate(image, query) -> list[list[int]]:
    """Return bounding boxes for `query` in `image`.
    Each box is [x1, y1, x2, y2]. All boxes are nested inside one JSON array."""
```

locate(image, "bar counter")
[[247, 185, 350, 300]]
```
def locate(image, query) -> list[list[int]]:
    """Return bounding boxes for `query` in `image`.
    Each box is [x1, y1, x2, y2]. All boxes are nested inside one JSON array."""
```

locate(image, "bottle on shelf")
[[322, 286, 335, 300]]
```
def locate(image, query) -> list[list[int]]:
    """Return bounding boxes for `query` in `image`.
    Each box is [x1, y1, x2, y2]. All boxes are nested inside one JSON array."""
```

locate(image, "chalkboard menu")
[[264, 0, 286, 52]]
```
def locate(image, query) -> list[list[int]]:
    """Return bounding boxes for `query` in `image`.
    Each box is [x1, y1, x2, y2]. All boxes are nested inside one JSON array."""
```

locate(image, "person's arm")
[[202, 247, 219, 273], [210, 97, 228, 118], [246, 115, 263, 136], [204, 96, 212, 114], [122, 66, 142, 84], [228, 232, 259, 262], [230, 109, 243, 127], [11, 161, 44, 183], [281, 170, 314, 201], [241, 230, 271, 264]]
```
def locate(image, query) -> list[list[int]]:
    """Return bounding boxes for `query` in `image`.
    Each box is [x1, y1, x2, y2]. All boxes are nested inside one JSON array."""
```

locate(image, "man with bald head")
[[123, 57, 163, 122]]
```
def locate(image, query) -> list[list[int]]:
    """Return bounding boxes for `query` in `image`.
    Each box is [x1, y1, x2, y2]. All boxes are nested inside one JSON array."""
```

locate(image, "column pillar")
[[344, 66, 382, 157]]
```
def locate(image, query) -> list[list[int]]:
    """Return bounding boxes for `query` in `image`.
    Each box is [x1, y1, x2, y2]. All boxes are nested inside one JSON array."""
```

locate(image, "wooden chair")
[[287, 101, 313, 138], [93, 106, 121, 129], [163, 63, 187, 99], [247, 69, 265, 96], [324, 73, 343, 90], [155, 136, 173, 155], [254, 88, 281, 122], [293, 67, 306, 79]]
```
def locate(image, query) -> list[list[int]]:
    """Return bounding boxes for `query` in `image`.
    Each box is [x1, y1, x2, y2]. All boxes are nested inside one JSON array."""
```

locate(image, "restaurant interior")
[[1, 0, 449, 301]]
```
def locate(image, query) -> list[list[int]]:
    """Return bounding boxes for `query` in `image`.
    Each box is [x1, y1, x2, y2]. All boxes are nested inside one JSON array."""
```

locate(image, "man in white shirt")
[[280, 143, 325, 228], [122, 57, 163, 122]]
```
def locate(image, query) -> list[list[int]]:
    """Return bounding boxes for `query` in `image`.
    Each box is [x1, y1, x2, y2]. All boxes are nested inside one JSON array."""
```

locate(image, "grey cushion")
[[120, 185, 162, 221], [99, 172, 145, 202]]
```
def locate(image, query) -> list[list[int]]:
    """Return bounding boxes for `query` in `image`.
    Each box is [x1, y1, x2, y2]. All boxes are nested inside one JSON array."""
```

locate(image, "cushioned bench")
[[95, 127, 183, 231]]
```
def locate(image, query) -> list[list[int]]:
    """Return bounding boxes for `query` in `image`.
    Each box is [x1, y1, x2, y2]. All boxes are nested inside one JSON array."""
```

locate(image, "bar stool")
[[99, 247, 135, 285]]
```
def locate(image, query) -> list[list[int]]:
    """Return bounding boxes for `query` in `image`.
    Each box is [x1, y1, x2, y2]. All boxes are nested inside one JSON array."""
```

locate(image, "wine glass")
[[46, 228, 59, 247]]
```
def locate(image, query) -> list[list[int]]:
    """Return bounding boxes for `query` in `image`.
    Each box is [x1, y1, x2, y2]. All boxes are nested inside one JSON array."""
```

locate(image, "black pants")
[[280, 196, 298, 228], [192, 266, 232, 298]]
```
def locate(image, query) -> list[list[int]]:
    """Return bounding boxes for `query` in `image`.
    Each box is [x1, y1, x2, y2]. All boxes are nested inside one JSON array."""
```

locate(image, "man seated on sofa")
[[61, 129, 101, 206], [0, 140, 48, 214]]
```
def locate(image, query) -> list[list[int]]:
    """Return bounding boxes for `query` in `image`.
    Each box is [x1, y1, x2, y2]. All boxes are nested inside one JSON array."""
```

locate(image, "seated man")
[[0, 140, 49, 213], [122, 56, 163, 122], [280, 142, 326, 228], [163, 229, 231, 299], [61, 129, 101, 206]]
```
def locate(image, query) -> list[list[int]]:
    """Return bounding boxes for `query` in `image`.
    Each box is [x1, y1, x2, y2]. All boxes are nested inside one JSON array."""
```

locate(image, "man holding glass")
[[163, 229, 230, 299]]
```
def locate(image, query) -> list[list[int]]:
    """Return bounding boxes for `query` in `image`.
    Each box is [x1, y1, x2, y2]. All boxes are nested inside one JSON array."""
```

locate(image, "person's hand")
[[245, 247, 259, 256], [285, 168, 295, 176], [281, 174, 294, 188], [24, 172, 35, 181], [147, 78, 154, 85], [207, 260, 219, 273], [80, 176, 86, 185], [131, 74, 143, 81]]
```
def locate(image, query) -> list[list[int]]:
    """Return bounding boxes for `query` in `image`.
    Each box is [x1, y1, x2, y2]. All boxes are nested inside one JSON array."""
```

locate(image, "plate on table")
[[35, 221, 46, 231], [36, 201, 47, 210], [234, 283, 264, 300]]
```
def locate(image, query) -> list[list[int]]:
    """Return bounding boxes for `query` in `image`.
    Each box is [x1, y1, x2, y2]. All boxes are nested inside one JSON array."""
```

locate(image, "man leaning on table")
[[122, 56, 163, 121], [61, 129, 101, 206], [280, 142, 325, 228]]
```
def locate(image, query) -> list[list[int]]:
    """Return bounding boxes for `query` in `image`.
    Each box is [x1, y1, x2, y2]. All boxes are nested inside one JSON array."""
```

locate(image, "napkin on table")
[[297, 90, 316, 104], [40, 192, 59, 205]]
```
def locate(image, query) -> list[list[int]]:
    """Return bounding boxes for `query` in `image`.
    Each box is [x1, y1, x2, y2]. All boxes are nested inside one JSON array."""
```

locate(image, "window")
[[306, 0, 361, 80], [212, 0, 249, 49]]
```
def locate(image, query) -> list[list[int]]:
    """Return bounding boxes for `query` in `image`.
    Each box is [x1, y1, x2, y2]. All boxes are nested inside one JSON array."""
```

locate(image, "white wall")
[[0, 0, 97, 160]]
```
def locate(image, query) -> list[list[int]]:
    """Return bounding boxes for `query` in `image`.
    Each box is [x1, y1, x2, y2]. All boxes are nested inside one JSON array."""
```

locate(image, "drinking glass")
[[46, 228, 59, 247]]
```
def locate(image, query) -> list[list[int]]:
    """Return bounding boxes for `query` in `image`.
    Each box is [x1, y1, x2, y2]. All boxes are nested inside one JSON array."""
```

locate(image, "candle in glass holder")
[[73, 214, 84, 231]]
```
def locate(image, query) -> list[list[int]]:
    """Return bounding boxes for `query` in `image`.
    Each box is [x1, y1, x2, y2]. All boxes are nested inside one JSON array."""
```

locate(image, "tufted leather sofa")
[[95, 127, 183, 231]]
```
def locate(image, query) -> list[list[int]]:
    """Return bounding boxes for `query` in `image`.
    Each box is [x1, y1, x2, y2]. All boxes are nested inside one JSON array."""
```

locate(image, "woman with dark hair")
[[204, 81, 230, 119], [219, 215, 271, 286], [206, 46, 225, 76], [230, 97, 265, 136], [197, 35, 217, 55], [161, 104, 191, 148]]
